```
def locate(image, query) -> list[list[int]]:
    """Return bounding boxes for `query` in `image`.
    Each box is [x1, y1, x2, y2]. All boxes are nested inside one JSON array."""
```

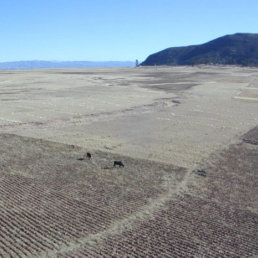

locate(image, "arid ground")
[[0, 66, 257, 256]]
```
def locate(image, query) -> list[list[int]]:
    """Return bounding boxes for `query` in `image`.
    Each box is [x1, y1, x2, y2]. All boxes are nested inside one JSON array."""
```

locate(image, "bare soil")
[[0, 65, 258, 256], [242, 125, 258, 145]]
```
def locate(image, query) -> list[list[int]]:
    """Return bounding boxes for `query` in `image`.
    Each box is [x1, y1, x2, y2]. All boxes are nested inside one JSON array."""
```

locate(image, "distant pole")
[[135, 59, 139, 67]]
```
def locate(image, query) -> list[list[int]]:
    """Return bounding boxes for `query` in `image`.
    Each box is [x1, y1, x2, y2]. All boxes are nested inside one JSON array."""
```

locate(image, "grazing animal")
[[113, 161, 124, 167], [86, 152, 92, 159], [192, 169, 207, 177]]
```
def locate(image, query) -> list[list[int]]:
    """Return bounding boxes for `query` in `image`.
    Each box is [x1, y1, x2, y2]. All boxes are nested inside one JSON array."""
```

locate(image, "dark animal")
[[192, 169, 207, 177], [77, 152, 92, 161], [113, 161, 124, 167]]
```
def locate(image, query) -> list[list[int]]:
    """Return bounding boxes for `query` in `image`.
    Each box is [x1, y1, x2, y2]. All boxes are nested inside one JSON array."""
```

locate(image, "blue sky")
[[1, 0, 257, 62]]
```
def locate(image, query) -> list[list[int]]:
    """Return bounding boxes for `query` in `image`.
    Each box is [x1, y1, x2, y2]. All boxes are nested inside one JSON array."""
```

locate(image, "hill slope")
[[141, 33, 258, 66]]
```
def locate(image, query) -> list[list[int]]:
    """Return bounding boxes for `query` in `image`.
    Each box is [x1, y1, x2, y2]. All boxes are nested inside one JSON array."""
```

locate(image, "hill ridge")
[[141, 33, 258, 66]]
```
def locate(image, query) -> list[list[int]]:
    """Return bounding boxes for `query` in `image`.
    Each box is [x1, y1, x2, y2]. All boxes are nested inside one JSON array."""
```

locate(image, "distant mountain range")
[[0, 60, 134, 70], [141, 33, 258, 66]]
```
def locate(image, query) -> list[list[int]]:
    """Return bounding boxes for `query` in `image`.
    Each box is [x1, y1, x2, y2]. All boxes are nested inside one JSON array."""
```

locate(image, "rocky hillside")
[[141, 33, 258, 66]]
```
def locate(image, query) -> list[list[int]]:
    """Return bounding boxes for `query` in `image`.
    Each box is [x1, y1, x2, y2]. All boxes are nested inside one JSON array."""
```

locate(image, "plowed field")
[[0, 66, 258, 257], [0, 130, 257, 257], [0, 134, 186, 257]]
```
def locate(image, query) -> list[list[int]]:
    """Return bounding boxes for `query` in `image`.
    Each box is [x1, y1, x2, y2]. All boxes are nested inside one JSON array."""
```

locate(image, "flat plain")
[[0, 66, 257, 256]]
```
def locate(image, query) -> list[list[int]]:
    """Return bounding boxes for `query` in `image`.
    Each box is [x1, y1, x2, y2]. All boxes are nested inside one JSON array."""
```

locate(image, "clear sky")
[[1, 0, 257, 62]]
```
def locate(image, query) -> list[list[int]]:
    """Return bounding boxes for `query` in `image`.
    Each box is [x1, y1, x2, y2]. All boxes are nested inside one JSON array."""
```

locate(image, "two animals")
[[81, 152, 124, 168]]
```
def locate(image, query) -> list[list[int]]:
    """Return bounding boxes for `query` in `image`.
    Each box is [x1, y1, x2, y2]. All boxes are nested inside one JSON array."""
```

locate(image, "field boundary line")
[[41, 168, 194, 257]]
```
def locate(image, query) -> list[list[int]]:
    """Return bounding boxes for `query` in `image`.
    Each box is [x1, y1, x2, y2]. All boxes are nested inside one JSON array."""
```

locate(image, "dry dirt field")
[[0, 65, 258, 257]]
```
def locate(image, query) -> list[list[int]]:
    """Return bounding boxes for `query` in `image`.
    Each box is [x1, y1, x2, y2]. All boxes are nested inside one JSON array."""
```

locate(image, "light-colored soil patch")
[[1, 66, 258, 168], [234, 88, 258, 101]]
